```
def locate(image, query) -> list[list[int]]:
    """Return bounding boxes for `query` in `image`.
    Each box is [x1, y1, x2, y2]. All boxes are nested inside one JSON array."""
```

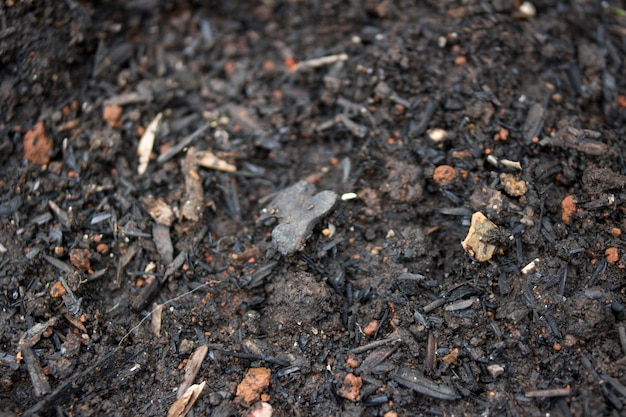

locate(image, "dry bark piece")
[[18, 317, 58, 350], [336, 373, 362, 402], [236, 367, 271, 405], [260, 180, 337, 255], [461, 212, 498, 262], [167, 381, 206, 417], [153, 223, 173, 264], [181, 147, 204, 222], [539, 125, 606, 155], [391, 367, 459, 400], [22, 348, 51, 397], [23, 121, 53, 165], [523, 103, 545, 141], [151, 304, 164, 338], [177, 345, 209, 399]]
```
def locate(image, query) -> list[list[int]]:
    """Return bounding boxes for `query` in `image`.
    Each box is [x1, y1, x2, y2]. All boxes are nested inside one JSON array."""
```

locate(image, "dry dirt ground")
[[2, 1, 626, 416]]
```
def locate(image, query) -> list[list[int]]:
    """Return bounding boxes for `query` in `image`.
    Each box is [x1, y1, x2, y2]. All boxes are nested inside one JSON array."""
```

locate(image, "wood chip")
[[194, 150, 236, 173], [177, 345, 209, 399], [151, 304, 164, 338], [18, 317, 58, 351], [22, 348, 51, 396], [461, 212, 498, 262], [167, 381, 206, 417], [181, 147, 204, 222], [141, 196, 175, 226], [153, 223, 174, 264], [524, 387, 571, 398], [137, 112, 162, 175]]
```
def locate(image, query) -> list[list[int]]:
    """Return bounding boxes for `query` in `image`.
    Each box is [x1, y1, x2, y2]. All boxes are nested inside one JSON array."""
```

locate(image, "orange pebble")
[[606, 247, 619, 264], [363, 320, 379, 336], [561, 195, 576, 225], [433, 165, 457, 186], [50, 281, 67, 298]]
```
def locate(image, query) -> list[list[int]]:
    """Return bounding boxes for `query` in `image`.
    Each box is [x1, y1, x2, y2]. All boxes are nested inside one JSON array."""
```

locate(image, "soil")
[[2, 1, 626, 416]]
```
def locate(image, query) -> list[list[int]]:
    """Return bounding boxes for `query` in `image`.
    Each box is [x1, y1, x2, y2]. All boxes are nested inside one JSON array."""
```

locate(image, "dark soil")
[[2, 1, 626, 416]]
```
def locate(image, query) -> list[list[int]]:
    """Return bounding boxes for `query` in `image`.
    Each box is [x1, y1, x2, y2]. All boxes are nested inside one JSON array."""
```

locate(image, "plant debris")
[[2, 1, 626, 416]]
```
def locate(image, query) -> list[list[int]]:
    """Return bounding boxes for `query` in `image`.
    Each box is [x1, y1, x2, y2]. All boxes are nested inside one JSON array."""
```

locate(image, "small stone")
[[103, 104, 123, 128], [336, 373, 362, 402], [561, 195, 576, 225], [179, 339, 195, 355], [499, 173, 528, 197], [236, 368, 271, 405], [518, 1, 536, 18], [461, 212, 498, 262], [23, 121, 53, 165], [246, 402, 273, 417], [69, 248, 92, 274], [363, 320, 378, 336], [433, 165, 457, 187], [487, 364, 505, 378], [260, 181, 337, 256], [49, 281, 67, 298], [426, 128, 447, 143], [606, 247, 619, 264]]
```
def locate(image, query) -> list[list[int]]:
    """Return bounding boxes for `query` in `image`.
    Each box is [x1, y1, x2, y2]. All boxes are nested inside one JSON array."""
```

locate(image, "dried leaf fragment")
[[137, 112, 162, 175], [461, 212, 498, 262], [167, 381, 206, 417]]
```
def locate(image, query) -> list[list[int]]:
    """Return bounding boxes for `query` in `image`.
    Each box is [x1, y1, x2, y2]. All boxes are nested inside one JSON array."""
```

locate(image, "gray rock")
[[260, 181, 337, 255]]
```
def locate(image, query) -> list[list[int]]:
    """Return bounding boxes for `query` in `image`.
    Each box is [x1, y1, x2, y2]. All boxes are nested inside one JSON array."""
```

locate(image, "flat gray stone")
[[261, 180, 337, 255]]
